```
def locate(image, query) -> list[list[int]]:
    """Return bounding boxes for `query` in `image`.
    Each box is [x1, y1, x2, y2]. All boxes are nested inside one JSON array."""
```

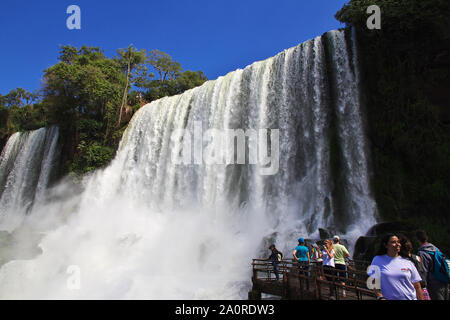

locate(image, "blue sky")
[[0, 0, 348, 95]]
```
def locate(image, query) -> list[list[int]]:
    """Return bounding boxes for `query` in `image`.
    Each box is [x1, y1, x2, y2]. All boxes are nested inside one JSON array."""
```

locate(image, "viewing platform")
[[249, 259, 377, 300]]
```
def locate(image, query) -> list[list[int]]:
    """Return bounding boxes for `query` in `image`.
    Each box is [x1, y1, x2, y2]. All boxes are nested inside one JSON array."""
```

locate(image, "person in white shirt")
[[320, 239, 336, 296], [322, 239, 335, 281], [369, 234, 424, 300]]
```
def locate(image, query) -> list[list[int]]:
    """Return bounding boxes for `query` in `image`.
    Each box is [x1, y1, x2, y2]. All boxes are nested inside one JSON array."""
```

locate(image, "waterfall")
[[0, 29, 377, 299], [0, 126, 60, 231], [327, 29, 377, 236]]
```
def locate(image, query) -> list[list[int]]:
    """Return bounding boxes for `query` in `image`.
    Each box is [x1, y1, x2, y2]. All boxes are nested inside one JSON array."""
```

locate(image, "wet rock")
[[318, 227, 339, 240], [319, 228, 331, 240], [353, 221, 420, 263], [366, 221, 416, 237], [353, 236, 377, 262]]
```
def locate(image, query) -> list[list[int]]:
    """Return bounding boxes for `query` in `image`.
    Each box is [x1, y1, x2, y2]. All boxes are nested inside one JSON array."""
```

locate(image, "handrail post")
[[313, 266, 319, 300], [252, 259, 258, 282], [335, 273, 339, 300]]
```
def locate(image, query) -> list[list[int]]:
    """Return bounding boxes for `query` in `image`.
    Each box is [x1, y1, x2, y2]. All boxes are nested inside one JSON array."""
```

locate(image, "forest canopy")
[[0, 45, 207, 175]]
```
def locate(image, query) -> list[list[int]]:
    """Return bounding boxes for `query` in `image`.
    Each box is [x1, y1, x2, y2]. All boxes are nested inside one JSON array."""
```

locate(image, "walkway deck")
[[249, 259, 377, 300]]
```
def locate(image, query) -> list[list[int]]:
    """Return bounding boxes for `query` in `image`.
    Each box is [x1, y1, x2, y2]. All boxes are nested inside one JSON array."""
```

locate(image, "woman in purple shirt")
[[369, 234, 424, 300]]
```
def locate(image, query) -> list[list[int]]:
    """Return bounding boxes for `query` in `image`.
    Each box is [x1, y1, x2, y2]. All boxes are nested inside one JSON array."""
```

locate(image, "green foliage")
[[0, 88, 45, 134], [141, 79, 179, 101], [335, 0, 450, 251], [116, 46, 147, 71], [40, 45, 127, 175], [70, 141, 115, 175], [135, 49, 207, 102], [147, 49, 182, 81], [0, 105, 9, 140], [140, 70, 207, 101], [114, 45, 148, 128], [177, 70, 208, 92], [336, 0, 450, 41], [1, 45, 208, 176], [43, 46, 126, 130], [77, 118, 104, 141]]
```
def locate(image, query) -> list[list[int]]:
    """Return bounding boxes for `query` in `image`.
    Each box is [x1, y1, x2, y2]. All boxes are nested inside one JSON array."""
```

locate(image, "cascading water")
[[327, 29, 377, 238], [0, 126, 60, 231], [0, 29, 377, 299]]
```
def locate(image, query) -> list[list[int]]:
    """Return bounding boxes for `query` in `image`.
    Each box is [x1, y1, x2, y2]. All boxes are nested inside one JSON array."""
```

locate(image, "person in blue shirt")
[[293, 237, 311, 289], [293, 238, 310, 263]]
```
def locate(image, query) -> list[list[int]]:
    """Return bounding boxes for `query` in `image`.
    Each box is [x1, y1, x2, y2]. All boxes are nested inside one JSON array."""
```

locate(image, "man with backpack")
[[267, 244, 283, 281], [416, 230, 450, 300]]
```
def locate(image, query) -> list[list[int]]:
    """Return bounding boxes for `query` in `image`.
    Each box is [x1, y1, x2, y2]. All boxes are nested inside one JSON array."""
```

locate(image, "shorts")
[[323, 265, 335, 282], [335, 263, 347, 279]]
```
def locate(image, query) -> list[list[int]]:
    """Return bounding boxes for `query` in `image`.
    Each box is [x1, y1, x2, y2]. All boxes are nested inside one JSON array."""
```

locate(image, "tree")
[[176, 70, 208, 92], [138, 69, 208, 102], [131, 49, 207, 103], [0, 103, 9, 140], [43, 45, 126, 133], [59, 45, 78, 64], [3, 88, 38, 107], [147, 49, 182, 81], [0, 88, 43, 132], [115, 45, 147, 127], [41, 45, 127, 174]]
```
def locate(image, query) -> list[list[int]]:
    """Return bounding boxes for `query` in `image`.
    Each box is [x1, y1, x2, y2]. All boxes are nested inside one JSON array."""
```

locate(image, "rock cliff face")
[[335, 0, 450, 255], [58, 128, 77, 176], [425, 50, 450, 124], [0, 135, 7, 155], [353, 222, 425, 263]]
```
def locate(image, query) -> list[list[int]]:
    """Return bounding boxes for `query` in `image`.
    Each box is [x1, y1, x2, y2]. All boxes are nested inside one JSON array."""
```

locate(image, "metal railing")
[[251, 258, 377, 300]]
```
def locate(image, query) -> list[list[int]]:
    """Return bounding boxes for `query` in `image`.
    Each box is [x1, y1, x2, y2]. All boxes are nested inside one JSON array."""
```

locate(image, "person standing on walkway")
[[321, 239, 336, 295], [399, 235, 430, 300], [293, 238, 310, 290], [416, 230, 449, 300], [293, 238, 310, 271], [333, 235, 350, 297], [322, 240, 336, 281], [267, 244, 283, 281], [370, 234, 424, 300]]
